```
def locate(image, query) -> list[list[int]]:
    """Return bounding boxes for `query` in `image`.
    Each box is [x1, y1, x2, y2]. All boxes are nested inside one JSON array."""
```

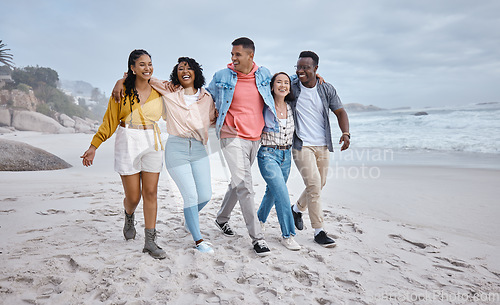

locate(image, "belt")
[[261, 144, 292, 150], [119, 121, 163, 151], [120, 122, 154, 130]]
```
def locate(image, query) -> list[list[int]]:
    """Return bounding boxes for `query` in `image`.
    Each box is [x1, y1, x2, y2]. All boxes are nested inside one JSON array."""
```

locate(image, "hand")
[[316, 73, 325, 84], [80, 145, 97, 167], [112, 74, 127, 103], [165, 81, 180, 92], [339, 134, 350, 151]]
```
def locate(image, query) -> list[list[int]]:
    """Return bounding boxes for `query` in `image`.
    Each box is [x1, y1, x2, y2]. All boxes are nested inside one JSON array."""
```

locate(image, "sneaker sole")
[[254, 250, 271, 257], [197, 249, 215, 254], [281, 241, 301, 251], [315, 240, 337, 248]]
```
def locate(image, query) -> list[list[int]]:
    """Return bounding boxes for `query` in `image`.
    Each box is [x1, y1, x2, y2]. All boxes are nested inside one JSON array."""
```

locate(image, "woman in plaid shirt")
[[256, 72, 301, 251]]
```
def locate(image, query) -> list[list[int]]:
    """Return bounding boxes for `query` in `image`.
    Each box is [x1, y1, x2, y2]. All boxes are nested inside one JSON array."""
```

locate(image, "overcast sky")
[[2, 0, 499, 109]]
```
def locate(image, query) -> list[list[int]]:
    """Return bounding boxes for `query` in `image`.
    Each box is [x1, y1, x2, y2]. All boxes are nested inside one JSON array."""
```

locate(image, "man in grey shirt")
[[290, 51, 350, 247]]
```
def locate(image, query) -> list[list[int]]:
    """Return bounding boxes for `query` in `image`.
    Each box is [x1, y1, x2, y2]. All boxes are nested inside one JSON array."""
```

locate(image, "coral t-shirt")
[[220, 63, 265, 141]]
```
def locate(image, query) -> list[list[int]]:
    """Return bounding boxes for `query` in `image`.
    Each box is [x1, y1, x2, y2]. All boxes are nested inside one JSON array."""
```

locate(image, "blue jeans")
[[257, 146, 296, 238], [165, 136, 212, 242]]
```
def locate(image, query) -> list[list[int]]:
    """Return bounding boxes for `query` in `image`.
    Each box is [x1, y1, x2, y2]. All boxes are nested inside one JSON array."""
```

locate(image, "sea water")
[[331, 102, 500, 169]]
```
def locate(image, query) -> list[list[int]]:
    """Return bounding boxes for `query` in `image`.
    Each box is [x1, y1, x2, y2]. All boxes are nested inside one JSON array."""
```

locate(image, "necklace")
[[276, 102, 287, 117]]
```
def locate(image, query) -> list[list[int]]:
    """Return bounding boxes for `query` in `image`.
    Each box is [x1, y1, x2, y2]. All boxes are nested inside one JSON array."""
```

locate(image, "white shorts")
[[114, 126, 163, 175]]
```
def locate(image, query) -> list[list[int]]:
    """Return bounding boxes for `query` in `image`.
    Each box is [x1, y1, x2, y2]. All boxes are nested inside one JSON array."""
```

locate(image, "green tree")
[[0, 65, 12, 75], [11, 66, 59, 89], [0, 40, 14, 69]]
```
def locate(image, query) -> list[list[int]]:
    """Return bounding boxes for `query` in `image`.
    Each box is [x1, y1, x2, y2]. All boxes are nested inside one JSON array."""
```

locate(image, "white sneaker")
[[196, 241, 214, 254], [281, 236, 301, 251]]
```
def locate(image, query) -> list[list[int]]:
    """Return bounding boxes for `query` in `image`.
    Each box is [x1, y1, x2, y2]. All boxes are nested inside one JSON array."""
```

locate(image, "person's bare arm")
[[333, 108, 350, 151]]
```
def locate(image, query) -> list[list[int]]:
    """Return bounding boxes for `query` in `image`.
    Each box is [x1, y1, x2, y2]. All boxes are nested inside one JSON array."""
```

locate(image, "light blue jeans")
[[257, 146, 296, 238], [165, 136, 211, 242]]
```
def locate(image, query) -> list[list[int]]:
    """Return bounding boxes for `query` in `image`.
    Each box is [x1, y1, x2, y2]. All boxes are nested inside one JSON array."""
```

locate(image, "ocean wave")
[[342, 103, 500, 154]]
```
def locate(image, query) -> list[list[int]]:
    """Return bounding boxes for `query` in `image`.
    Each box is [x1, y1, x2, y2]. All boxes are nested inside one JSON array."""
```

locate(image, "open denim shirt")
[[206, 65, 279, 139]]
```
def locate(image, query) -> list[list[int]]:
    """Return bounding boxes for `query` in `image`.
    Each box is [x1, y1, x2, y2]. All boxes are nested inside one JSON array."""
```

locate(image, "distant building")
[[0, 74, 13, 89]]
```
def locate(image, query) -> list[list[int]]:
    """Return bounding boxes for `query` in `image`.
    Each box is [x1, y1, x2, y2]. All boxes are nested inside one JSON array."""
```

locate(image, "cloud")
[[1, 0, 499, 108]]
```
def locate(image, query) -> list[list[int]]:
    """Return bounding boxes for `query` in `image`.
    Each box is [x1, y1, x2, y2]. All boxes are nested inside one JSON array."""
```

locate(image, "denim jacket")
[[290, 78, 344, 152], [206, 65, 279, 139]]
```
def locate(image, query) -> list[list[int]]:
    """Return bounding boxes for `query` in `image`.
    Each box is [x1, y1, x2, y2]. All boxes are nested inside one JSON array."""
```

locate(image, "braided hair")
[[123, 49, 151, 112]]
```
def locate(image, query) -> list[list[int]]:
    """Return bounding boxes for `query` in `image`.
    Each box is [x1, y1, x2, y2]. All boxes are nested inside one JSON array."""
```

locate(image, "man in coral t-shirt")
[[207, 37, 279, 256]]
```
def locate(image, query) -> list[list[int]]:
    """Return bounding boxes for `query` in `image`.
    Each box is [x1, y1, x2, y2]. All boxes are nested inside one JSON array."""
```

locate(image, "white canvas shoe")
[[281, 236, 301, 251]]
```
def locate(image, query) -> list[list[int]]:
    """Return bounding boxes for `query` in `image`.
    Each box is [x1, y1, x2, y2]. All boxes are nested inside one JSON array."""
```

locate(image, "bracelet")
[[342, 132, 350, 139]]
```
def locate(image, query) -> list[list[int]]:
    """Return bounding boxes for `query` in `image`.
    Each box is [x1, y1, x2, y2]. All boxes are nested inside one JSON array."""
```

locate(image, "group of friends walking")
[[80, 37, 350, 259]]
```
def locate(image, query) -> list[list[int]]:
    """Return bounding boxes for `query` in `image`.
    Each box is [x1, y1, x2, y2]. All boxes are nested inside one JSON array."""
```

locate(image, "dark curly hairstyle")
[[123, 49, 151, 107], [169, 57, 205, 89], [271, 72, 294, 103]]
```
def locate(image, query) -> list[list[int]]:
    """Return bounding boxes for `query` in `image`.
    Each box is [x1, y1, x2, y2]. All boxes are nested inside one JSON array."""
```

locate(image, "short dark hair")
[[299, 51, 319, 66], [232, 37, 255, 52], [270, 72, 295, 103], [169, 57, 205, 89]]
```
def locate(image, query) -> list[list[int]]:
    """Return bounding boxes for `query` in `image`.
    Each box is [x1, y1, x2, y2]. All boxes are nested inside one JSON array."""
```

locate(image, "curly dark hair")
[[123, 49, 151, 107], [169, 57, 205, 89], [271, 72, 294, 103]]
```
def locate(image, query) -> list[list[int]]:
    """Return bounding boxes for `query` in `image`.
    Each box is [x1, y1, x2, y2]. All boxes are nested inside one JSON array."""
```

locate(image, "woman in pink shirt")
[[159, 57, 217, 253]]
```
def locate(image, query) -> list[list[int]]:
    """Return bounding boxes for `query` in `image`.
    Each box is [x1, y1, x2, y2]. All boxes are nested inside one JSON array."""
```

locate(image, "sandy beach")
[[1, 131, 499, 304]]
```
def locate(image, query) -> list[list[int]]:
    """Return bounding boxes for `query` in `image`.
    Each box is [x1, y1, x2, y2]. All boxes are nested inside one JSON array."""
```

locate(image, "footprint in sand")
[[0, 209, 16, 214], [388, 234, 431, 249], [293, 266, 319, 287], [36, 209, 66, 215], [334, 276, 364, 292], [1, 197, 18, 202], [254, 286, 279, 303]]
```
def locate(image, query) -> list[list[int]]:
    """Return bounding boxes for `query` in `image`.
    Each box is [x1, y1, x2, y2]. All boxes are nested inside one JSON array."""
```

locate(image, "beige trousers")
[[292, 146, 330, 229]]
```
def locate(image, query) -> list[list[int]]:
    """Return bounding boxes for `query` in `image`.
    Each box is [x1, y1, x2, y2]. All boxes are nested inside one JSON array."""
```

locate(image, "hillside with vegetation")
[[1, 65, 106, 121]]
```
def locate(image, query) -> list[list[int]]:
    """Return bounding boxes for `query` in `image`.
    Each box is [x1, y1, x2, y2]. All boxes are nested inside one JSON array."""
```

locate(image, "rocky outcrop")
[[1, 88, 99, 134], [344, 103, 383, 112], [58, 113, 76, 128], [414, 111, 429, 116], [0, 126, 14, 133], [0, 138, 72, 171], [0, 109, 99, 134], [0, 89, 40, 111], [74, 117, 93, 133], [0, 108, 10, 126], [11, 110, 75, 133]]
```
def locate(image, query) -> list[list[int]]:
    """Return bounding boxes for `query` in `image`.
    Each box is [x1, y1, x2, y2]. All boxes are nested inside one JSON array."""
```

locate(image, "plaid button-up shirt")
[[261, 103, 294, 146]]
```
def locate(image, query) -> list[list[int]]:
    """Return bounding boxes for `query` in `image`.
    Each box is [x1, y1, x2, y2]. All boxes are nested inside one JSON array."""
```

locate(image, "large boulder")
[[0, 89, 40, 111], [343, 103, 383, 112], [74, 116, 94, 133], [0, 108, 10, 126], [0, 126, 14, 133], [0, 139, 72, 171], [11, 110, 74, 133], [59, 113, 76, 128]]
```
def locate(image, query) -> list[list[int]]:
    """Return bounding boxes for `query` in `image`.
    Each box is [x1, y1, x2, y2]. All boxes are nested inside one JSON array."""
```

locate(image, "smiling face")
[[231, 45, 254, 74], [295, 57, 317, 88], [177, 61, 195, 89], [131, 54, 153, 81], [272, 73, 290, 99]]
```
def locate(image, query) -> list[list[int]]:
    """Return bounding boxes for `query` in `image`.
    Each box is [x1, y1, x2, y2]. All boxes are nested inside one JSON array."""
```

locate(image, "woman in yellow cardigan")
[[80, 49, 166, 259]]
